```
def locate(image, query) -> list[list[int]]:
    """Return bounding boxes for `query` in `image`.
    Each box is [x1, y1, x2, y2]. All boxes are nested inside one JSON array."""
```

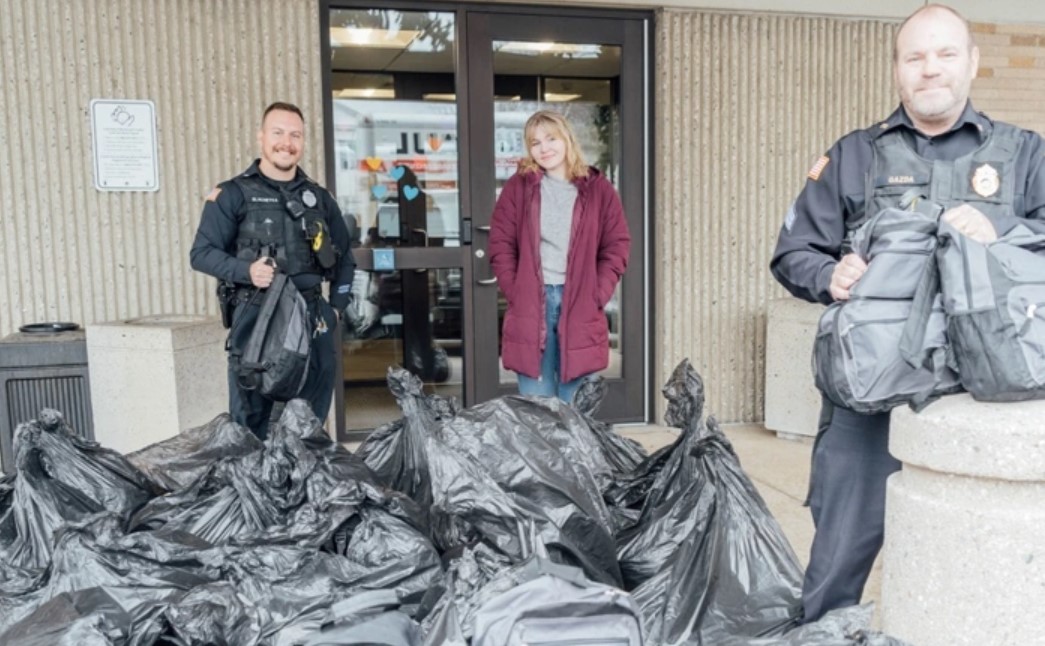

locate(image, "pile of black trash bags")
[[0, 359, 907, 645]]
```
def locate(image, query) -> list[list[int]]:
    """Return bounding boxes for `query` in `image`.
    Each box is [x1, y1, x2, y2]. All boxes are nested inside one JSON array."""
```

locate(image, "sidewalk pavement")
[[616, 422, 884, 626]]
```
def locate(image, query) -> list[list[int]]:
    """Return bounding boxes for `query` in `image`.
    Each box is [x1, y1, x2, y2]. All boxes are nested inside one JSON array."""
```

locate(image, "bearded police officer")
[[771, 4, 1045, 623], [190, 102, 355, 439]]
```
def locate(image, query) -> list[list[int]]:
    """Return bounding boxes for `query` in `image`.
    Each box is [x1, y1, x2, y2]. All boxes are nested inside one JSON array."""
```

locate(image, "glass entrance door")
[[325, 7, 466, 438], [323, 5, 648, 437], [465, 12, 648, 421]]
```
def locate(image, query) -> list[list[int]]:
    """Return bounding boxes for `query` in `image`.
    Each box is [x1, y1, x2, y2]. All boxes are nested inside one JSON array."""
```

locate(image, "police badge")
[[971, 163, 1000, 198], [301, 188, 318, 207]]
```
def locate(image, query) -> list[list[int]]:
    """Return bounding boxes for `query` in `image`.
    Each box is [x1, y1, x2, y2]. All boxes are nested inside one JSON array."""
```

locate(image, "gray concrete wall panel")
[[655, 10, 896, 422]]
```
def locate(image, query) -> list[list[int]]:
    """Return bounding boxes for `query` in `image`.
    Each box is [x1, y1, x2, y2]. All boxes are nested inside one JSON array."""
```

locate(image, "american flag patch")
[[807, 155, 830, 181]]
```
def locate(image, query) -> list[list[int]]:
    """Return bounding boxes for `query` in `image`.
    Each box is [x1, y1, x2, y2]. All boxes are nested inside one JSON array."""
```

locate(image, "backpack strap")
[[898, 248, 940, 370]]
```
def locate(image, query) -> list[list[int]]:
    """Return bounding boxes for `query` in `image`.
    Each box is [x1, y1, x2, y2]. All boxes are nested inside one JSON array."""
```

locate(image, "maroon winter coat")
[[488, 167, 631, 382]]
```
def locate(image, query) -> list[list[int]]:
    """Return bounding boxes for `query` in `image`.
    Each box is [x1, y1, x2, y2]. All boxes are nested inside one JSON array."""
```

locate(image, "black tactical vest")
[[232, 174, 325, 277], [858, 121, 1023, 231]]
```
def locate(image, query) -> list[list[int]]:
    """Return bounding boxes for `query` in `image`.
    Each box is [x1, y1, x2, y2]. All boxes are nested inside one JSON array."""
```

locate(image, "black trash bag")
[[468, 385, 642, 495], [360, 369, 536, 560], [126, 413, 263, 492], [0, 471, 12, 512], [417, 543, 514, 645], [438, 392, 623, 587], [717, 604, 911, 646], [570, 377, 648, 477], [130, 400, 424, 550], [0, 512, 217, 641], [421, 540, 640, 646], [603, 440, 675, 518], [127, 449, 295, 544], [626, 359, 804, 645], [202, 536, 437, 644], [0, 410, 160, 572], [240, 401, 430, 559], [0, 589, 127, 646], [355, 385, 459, 509], [0, 471, 41, 594], [159, 581, 265, 645], [253, 504, 441, 637]]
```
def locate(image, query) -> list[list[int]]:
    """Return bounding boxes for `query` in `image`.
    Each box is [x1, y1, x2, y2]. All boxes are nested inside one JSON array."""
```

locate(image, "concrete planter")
[[882, 394, 1045, 646]]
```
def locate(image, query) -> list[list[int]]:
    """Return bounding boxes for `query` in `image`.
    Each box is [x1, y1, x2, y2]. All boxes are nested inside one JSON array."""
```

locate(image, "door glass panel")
[[330, 9, 460, 249], [329, 8, 463, 433], [490, 41, 624, 388], [342, 266, 463, 431]]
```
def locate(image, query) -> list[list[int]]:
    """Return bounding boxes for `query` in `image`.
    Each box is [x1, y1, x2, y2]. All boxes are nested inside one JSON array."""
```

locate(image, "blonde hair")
[[518, 110, 589, 181]]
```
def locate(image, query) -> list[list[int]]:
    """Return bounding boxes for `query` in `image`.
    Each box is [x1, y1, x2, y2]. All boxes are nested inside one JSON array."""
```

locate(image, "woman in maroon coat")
[[489, 110, 631, 403]]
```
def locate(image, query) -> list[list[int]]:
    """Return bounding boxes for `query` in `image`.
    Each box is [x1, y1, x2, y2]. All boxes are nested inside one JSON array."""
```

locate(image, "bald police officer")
[[771, 4, 1045, 622]]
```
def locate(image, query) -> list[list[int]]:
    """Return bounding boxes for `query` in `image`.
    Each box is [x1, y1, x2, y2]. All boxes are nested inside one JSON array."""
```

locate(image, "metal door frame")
[[321, 1, 653, 437]]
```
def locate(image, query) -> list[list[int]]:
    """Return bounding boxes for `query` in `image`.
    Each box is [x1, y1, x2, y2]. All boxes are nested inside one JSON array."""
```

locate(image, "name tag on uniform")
[[874, 173, 929, 187]]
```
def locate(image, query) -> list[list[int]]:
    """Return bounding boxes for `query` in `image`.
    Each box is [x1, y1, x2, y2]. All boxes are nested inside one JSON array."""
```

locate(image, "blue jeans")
[[517, 284, 585, 403]]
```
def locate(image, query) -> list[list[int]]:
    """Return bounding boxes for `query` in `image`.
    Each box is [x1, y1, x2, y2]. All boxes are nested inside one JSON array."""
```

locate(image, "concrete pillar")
[[764, 297, 825, 438], [882, 394, 1045, 646], [86, 314, 227, 454]]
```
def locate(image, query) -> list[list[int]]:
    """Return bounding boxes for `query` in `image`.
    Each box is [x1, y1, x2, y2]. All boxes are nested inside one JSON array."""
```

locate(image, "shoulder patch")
[[205, 187, 222, 202], [807, 155, 830, 181]]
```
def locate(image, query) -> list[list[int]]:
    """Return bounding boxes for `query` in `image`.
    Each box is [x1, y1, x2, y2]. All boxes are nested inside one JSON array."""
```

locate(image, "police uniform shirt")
[[189, 159, 357, 311], [770, 102, 1045, 305]]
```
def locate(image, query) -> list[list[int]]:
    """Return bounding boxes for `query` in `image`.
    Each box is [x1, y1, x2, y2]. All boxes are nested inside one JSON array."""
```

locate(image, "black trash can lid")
[[19, 322, 80, 334]]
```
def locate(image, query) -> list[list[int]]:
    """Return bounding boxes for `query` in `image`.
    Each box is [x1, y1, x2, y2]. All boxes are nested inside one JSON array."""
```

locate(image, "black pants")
[[228, 298, 337, 440], [801, 398, 900, 623]]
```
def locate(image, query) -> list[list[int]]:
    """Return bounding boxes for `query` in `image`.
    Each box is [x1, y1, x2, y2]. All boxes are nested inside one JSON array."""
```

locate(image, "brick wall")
[[972, 22, 1045, 135]]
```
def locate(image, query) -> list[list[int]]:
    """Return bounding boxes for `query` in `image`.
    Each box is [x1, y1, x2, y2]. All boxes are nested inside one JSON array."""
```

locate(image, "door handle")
[[476, 225, 491, 232], [411, 227, 428, 246], [477, 276, 498, 285]]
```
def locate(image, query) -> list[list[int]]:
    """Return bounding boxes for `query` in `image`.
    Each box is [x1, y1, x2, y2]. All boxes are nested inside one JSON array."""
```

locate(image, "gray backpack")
[[928, 221, 1045, 401], [814, 205, 962, 414]]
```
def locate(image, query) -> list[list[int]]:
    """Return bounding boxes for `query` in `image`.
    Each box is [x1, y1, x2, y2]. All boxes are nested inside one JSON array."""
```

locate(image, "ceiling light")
[[330, 27, 421, 49], [495, 41, 602, 58], [544, 92, 582, 102], [336, 88, 395, 99]]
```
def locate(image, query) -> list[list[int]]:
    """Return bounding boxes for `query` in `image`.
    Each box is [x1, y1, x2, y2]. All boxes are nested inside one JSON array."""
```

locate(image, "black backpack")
[[228, 272, 312, 401]]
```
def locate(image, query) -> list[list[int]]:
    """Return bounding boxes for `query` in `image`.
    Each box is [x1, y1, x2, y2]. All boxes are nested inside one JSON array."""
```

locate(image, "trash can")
[[0, 323, 94, 474]]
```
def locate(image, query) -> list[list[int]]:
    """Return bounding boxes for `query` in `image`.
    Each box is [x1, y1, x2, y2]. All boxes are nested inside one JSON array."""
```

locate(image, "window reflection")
[[331, 8, 462, 433]]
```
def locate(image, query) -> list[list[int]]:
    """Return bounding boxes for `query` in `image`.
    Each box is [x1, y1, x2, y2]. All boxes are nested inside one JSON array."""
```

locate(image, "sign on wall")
[[89, 99, 159, 192]]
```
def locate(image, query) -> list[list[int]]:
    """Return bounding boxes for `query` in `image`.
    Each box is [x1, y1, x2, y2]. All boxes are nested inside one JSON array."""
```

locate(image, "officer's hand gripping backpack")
[[931, 220, 1045, 401], [228, 271, 312, 401], [813, 201, 962, 414]]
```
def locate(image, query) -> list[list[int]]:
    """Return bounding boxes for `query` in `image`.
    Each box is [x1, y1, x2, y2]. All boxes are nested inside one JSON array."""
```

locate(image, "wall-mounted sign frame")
[[89, 99, 159, 192]]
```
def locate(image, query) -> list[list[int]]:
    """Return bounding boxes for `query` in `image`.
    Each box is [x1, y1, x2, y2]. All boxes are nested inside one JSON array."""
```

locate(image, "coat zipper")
[[532, 181, 547, 354]]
